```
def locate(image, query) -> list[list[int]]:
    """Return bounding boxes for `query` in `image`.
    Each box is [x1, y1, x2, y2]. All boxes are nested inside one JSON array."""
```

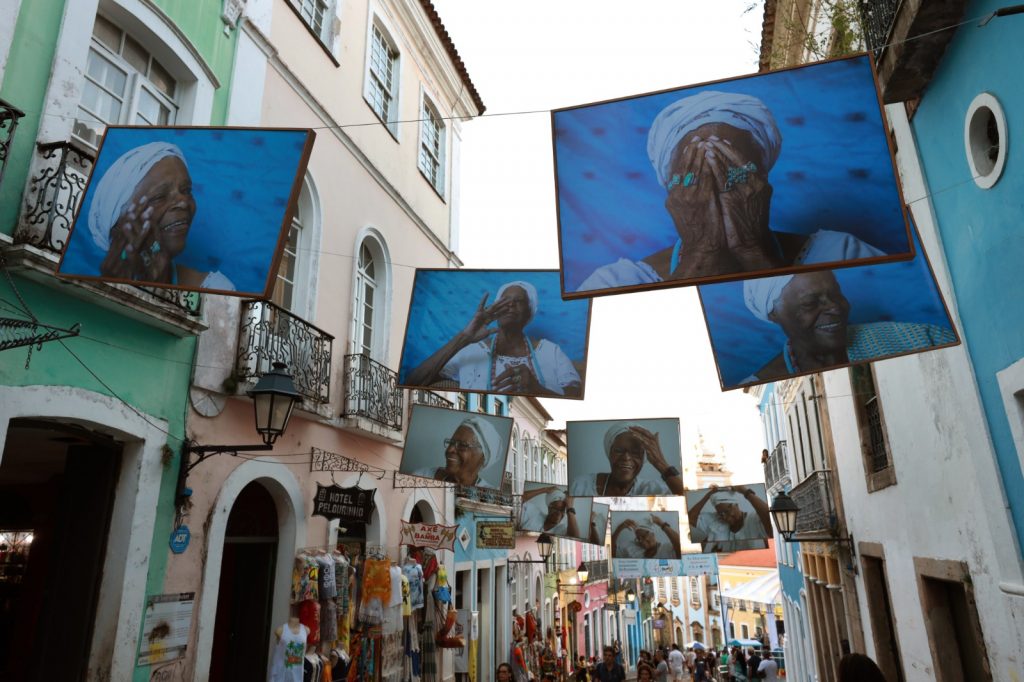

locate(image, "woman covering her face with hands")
[[612, 514, 681, 560], [577, 91, 885, 291], [88, 142, 234, 290], [406, 280, 581, 396], [570, 422, 684, 496]]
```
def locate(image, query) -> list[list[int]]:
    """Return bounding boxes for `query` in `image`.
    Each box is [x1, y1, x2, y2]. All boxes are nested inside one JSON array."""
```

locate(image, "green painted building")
[[0, 0, 238, 678]]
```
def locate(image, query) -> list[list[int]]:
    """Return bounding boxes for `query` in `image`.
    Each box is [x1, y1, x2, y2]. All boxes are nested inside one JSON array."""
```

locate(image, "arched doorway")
[[210, 481, 278, 681], [675, 625, 684, 646]]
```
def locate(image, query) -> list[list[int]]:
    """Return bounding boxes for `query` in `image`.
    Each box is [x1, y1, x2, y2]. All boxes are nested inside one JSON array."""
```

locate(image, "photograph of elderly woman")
[[685, 484, 772, 553], [398, 270, 591, 399], [610, 511, 682, 560], [58, 126, 315, 296], [566, 418, 683, 497], [400, 405, 513, 491], [519, 484, 604, 543], [552, 53, 913, 298], [699, 226, 958, 390]]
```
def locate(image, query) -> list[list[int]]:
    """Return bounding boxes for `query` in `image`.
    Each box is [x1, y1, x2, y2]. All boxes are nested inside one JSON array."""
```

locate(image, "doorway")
[[0, 419, 121, 681], [209, 481, 279, 681]]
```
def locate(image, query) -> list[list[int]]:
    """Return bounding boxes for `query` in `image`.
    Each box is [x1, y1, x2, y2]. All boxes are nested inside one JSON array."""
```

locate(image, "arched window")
[[350, 231, 391, 360], [74, 13, 180, 148], [271, 176, 318, 316]]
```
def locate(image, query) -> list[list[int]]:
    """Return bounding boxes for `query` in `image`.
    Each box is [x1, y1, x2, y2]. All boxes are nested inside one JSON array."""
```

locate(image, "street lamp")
[[507, 532, 556, 566], [177, 362, 301, 502], [769, 491, 799, 541], [576, 561, 589, 584], [627, 589, 636, 603]]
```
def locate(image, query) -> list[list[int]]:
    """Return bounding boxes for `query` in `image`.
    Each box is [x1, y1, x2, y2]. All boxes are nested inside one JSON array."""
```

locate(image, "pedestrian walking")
[[593, 645, 626, 682], [654, 650, 670, 682], [667, 643, 686, 682], [754, 649, 778, 681], [837, 653, 887, 682], [746, 647, 761, 680]]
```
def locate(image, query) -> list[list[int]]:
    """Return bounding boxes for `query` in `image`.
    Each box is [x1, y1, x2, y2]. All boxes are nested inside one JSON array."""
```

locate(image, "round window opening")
[[964, 93, 1007, 189]]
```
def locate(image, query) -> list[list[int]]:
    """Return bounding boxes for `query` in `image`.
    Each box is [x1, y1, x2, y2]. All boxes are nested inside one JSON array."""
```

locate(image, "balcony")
[[857, 0, 969, 103], [0, 99, 26, 189], [454, 484, 513, 507], [8, 140, 203, 326], [789, 469, 839, 538], [409, 388, 453, 409], [236, 300, 333, 404], [763, 440, 790, 491], [584, 559, 609, 582], [341, 353, 404, 433]]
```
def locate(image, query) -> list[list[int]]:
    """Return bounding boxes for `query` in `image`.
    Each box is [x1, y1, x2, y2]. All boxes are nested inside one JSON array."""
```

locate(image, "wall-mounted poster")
[[551, 53, 913, 298], [684, 484, 773, 553], [397, 270, 592, 399], [566, 418, 683, 497], [58, 126, 315, 296], [610, 511, 682, 560], [401, 405, 513, 491], [698, 225, 959, 390]]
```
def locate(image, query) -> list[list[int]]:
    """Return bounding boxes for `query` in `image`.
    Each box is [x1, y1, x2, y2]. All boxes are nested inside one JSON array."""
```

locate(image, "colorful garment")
[[334, 553, 351, 613], [401, 562, 425, 610], [298, 600, 321, 646], [362, 559, 392, 604], [291, 555, 319, 603], [268, 622, 307, 682]]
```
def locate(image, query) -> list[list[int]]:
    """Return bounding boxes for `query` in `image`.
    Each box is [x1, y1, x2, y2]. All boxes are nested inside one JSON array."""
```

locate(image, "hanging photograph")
[[610, 510, 682, 560], [401, 405, 513, 491], [518, 483, 604, 544], [684, 484, 773, 553], [397, 269, 592, 399], [552, 53, 913, 298], [589, 501, 610, 545], [57, 126, 315, 296], [698, 224, 959, 390], [566, 418, 683, 497]]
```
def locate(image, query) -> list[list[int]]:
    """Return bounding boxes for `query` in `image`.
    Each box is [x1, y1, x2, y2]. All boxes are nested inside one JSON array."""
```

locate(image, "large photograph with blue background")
[[59, 126, 314, 296], [397, 270, 592, 400], [552, 54, 912, 296], [699, 226, 959, 390]]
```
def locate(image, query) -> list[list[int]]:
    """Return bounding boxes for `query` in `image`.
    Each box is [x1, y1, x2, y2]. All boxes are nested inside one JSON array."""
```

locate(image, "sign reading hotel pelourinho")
[[476, 521, 516, 549], [312, 484, 376, 524], [400, 521, 458, 551]]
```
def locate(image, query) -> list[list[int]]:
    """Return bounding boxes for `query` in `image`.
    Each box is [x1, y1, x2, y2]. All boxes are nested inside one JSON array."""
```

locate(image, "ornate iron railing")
[[790, 469, 837, 537], [858, 0, 901, 56], [341, 353, 403, 429], [236, 300, 333, 403], [454, 483, 514, 507], [585, 559, 609, 582], [134, 285, 202, 316], [410, 388, 453, 409], [0, 100, 25, 191], [17, 141, 94, 254], [763, 440, 789, 490]]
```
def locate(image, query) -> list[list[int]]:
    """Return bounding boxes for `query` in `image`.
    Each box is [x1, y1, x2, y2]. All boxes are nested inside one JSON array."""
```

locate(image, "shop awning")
[[721, 572, 781, 606]]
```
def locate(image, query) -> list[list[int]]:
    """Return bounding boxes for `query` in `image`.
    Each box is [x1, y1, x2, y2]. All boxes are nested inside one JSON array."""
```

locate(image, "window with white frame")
[[291, 0, 335, 45], [366, 22, 399, 135], [74, 14, 178, 149], [350, 234, 389, 360], [418, 96, 445, 194], [271, 178, 315, 313]]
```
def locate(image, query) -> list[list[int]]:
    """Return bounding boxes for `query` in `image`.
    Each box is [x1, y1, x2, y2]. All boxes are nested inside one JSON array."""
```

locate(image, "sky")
[[431, 0, 770, 484]]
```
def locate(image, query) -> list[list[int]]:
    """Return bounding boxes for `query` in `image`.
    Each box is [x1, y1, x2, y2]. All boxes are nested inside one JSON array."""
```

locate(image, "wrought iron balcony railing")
[[857, 0, 900, 57], [410, 388, 453, 409], [236, 300, 333, 403], [341, 353, 403, 429], [763, 440, 790, 490], [455, 483, 514, 507], [0, 99, 26, 191], [584, 559, 609, 582], [790, 469, 838, 538]]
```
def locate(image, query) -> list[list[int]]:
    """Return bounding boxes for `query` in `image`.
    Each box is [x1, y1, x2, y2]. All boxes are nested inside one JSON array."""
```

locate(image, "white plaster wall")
[[818, 104, 1024, 681], [0, 0, 22, 79]]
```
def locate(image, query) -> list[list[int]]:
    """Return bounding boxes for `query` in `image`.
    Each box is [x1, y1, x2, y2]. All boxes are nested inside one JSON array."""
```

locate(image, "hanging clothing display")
[[401, 560, 425, 610], [388, 563, 403, 608], [317, 554, 337, 600], [269, 622, 308, 682], [292, 554, 320, 603], [298, 600, 321, 646]]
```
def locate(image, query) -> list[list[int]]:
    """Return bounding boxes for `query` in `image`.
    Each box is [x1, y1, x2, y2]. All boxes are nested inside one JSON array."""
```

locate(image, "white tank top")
[[268, 622, 308, 682]]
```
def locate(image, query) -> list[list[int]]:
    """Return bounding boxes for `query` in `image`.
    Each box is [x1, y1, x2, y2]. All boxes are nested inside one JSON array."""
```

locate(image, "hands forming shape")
[[664, 134, 781, 276], [460, 293, 542, 393], [626, 426, 671, 475], [100, 195, 173, 281]]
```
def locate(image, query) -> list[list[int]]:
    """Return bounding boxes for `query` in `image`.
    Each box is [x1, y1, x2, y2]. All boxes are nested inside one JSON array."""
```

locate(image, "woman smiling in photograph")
[[569, 422, 684, 496]]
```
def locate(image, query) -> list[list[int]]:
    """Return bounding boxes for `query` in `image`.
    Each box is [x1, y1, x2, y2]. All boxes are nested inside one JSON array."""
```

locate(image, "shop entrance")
[[210, 481, 279, 681], [0, 418, 121, 681]]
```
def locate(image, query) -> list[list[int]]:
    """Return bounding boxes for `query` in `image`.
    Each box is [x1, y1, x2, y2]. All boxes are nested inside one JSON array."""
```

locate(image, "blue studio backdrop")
[[398, 269, 591, 385], [553, 54, 910, 291], [700, 229, 954, 388], [61, 127, 311, 294]]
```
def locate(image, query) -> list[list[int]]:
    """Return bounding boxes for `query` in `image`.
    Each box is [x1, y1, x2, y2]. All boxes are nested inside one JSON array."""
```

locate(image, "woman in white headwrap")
[[406, 280, 581, 396], [687, 485, 771, 552], [612, 514, 680, 559], [518, 485, 580, 537], [576, 91, 884, 291], [413, 416, 503, 488], [569, 422, 683, 496], [739, 270, 957, 384], [91, 141, 234, 290]]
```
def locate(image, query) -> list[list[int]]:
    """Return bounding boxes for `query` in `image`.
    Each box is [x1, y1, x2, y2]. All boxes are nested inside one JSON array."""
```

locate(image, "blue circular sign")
[[170, 525, 191, 554]]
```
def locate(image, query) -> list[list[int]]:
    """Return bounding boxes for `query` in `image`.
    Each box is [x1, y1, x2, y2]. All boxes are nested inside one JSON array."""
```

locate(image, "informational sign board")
[[312, 484, 376, 524], [477, 521, 516, 549], [613, 553, 719, 578], [137, 592, 195, 666], [400, 521, 458, 551]]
